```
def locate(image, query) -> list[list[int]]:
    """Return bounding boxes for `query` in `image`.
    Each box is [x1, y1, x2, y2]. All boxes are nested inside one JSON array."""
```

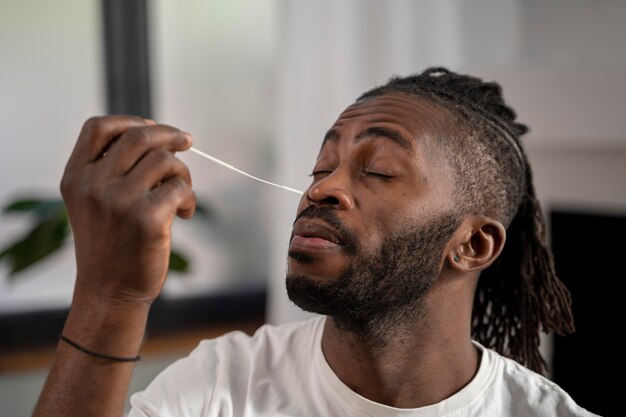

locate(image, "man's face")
[[286, 93, 460, 324]]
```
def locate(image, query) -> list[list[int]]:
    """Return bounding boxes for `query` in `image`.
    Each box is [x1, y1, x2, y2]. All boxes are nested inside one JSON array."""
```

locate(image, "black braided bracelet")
[[58, 334, 141, 362]]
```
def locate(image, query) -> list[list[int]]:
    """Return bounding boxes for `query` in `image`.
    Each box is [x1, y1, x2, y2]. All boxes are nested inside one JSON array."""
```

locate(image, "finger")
[[126, 148, 192, 191], [101, 124, 192, 176], [150, 176, 197, 219], [69, 115, 149, 166]]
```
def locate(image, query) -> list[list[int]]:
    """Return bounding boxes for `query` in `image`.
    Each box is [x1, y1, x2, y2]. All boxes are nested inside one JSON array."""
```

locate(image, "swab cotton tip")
[[188, 147, 304, 195]]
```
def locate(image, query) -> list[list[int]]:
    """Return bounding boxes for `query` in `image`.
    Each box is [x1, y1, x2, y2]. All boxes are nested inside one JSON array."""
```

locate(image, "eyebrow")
[[322, 126, 412, 151], [322, 129, 340, 146], [356, 126, 411, 150]]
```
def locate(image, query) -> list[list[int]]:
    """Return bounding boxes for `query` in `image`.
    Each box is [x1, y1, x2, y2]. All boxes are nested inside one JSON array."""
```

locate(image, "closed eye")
[[309, 170, 332, 176], [364, 171, 392, 179]]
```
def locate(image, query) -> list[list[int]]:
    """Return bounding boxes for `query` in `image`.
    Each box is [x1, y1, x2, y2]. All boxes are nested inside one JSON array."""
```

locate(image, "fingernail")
[[144, 119, 157, 126]]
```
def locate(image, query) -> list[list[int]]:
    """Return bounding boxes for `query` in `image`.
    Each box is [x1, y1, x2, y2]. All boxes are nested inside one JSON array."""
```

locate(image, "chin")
[[285, 267, 338, 287], [287, 252, 346, 285], [285, 272, 337, 316]]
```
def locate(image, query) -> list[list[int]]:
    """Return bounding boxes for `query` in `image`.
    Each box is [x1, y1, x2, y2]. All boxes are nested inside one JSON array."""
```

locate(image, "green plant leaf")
[[0, 213, 70, 277], [3, 198, 66, 220], [3, 199, 43, 212], [169, 249, 189, 273]]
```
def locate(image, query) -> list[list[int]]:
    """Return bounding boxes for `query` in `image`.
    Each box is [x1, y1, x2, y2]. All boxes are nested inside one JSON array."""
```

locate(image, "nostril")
[[322, 196, 340, 205]]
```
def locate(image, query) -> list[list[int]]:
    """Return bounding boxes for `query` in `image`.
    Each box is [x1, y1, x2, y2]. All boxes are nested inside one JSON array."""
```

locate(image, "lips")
[[290, 219, 345, 250]]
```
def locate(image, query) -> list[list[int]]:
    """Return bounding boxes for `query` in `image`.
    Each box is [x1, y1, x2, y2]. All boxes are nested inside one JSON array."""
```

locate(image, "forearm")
[[32, 285, 150, 417]]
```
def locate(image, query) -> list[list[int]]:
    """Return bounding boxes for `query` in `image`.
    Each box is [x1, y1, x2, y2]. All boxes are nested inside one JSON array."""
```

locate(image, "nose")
[[306, 170, 355, 210]]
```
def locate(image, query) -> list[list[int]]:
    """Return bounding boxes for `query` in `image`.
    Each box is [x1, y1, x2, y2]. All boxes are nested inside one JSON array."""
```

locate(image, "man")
[[33, 68, 596, 416]]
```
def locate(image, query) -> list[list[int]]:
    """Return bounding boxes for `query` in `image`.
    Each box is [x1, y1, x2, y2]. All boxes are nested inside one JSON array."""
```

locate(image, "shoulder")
[[194, 315, 323, 365], [214, 314, 324, 349], [166, 315, 323, 379], [129, 316, 325, 416], [484, 347, 598, 417]]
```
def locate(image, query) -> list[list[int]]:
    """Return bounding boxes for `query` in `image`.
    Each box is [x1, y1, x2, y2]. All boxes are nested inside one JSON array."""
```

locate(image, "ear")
[[446, 215, 506, 273]]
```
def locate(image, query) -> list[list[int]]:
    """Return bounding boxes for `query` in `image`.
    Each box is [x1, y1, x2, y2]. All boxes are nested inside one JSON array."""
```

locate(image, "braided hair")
[[358, 67, 575, 374]]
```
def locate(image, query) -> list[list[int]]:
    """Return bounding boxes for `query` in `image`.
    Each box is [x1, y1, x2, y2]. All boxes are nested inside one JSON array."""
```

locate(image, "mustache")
[[293, 206, 358, 253]]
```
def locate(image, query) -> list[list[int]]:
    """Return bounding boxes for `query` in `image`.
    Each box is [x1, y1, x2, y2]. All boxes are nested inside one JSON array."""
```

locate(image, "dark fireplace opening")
[[551, 209, 624, 417]]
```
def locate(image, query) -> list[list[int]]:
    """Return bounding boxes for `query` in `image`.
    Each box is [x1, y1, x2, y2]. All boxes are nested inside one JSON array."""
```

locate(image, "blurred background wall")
[[1, 0, 624, 415], [0, 0, 104, 313]]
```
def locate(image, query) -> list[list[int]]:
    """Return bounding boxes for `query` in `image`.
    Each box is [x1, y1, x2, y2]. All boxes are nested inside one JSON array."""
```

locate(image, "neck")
[[321, 289, 479, 409]]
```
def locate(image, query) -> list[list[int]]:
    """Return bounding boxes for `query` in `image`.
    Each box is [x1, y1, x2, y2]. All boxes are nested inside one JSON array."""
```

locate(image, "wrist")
[[74, 269, 161, 307], [61, 282, 152, 359]]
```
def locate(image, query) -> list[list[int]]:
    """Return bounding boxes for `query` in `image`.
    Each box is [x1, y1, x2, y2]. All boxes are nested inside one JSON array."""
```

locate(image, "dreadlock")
[[358, 67, 575, 374]]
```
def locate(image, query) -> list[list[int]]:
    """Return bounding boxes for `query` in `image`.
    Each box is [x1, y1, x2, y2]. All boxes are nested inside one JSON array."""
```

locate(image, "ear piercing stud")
[[453, 254, 460, 262]]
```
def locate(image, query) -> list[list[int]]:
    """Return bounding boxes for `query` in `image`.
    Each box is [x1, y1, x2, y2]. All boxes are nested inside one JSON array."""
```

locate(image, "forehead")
[[325, 93, 451, 147]]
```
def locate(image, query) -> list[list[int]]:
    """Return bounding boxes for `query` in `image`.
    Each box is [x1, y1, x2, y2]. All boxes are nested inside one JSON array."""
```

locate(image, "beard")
[[286, 206, 460, 343]]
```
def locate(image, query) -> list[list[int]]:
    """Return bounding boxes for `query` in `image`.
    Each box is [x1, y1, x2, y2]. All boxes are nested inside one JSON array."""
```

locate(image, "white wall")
[[267, 0, 626, 324], [146, 0, 279, 300], [0, 0, 104, 312]]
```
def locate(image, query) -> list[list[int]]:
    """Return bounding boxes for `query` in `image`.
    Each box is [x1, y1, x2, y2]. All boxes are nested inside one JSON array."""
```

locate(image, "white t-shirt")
[[129, 316, 597, 417]]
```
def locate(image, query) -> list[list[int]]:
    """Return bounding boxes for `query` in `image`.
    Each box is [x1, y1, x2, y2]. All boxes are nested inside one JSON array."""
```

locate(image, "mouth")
[[289, 219, 346, 251]]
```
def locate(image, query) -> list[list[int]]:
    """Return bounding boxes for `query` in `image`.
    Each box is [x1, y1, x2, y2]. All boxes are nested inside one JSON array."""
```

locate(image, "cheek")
[[357, 208, 401, 254], [360, 201, 423, 247]]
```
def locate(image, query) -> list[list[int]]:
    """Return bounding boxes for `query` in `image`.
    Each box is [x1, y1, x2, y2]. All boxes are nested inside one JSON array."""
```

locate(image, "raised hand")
[[61, 116, 196, 305]]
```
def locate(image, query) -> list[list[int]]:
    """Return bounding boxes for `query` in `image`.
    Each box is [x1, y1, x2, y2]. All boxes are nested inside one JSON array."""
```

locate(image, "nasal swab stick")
[[188, 147, 304, 195]]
